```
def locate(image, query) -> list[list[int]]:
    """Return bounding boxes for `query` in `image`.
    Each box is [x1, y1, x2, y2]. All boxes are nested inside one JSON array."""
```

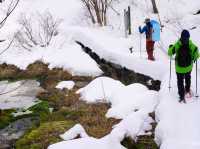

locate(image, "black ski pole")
[[140, 33, 142, 58], [169, 57, 172, 92], [195, 60, 199, 98]]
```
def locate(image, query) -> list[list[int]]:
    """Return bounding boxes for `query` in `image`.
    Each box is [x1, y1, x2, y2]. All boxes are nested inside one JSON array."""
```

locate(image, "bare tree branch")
[[81, 0, 112, 26], [0, 0, 20, 29], [14, 12, 62, 49]]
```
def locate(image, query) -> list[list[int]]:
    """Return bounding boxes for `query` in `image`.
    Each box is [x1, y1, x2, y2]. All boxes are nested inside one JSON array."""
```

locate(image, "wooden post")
[[124, 9, 128, 38], [128, 6, 131, 35]]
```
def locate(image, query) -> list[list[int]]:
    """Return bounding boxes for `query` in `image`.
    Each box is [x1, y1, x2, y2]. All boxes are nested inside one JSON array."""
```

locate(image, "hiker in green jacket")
[[168, 30, 199, 103]]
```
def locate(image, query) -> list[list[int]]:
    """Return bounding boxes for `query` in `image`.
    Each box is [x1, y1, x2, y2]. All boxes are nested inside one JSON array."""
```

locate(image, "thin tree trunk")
[[151, 0, 158, 14], [86, 3, 96, 24], [94, 2, 103, 26]]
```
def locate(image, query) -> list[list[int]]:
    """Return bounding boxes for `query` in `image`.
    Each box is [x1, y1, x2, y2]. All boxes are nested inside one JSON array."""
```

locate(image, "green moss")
[[48, 107, 85, 122], [121, 137, 158, 149], [15, 120, 75, 149], [0, 109, 16, 129], [0, 101, 50, 130], [37, 90, 66, 110], [27, 101, 50, 122]]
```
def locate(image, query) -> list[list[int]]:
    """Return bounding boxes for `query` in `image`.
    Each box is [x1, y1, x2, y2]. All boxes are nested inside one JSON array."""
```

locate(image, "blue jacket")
[[139, 22, 153, 40]]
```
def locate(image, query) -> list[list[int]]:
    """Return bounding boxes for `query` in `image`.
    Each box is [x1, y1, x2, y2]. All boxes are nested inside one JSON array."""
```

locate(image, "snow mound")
[[107, 83, 158, 119], [78, 77, 158, 119], [56, 81, 75, 90], [60, 124, 89, 141], [77, 77, 125, 103], [48, 136, 126, 149]]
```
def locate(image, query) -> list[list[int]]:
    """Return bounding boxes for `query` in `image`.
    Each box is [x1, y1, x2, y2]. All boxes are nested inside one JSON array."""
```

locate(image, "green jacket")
[[168, 39, 199, 73]]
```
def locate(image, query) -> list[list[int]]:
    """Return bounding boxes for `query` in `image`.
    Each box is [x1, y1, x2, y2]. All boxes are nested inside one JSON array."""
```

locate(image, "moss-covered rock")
[[15, 120, 75, 149], [0, 101, 50, 130], [0, 109, 16, 129]]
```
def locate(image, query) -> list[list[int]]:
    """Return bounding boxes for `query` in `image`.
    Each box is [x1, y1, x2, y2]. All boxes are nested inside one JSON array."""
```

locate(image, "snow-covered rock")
[[0, 80, 43, 110]]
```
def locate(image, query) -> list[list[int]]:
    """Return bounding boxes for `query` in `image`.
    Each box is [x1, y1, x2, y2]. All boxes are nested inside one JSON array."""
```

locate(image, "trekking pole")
[[169, 57, 172, 92], [195, 60, 199, 98], [140, 33, 142, 58]]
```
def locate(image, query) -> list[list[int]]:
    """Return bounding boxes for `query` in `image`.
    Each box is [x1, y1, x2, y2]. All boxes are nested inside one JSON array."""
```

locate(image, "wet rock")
[[0, 80, 44, 110], [0, 117, 40, 148]]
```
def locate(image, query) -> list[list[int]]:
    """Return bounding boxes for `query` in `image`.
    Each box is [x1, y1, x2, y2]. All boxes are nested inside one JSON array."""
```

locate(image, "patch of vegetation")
[[0, 101, 50, 130], [15, 120, 75, 149], [0, 109, 16, 129], [0, 63, 21, 81], [46, 102, 119, 138], [121, 136, 158, 149], [27, 101, 50, 122], [37, 89, 80, 111], [121, 112, 158, 149]]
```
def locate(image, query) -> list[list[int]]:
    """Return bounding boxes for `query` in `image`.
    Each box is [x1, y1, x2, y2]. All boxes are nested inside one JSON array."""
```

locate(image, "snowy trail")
[[155, 63, 200, 149]]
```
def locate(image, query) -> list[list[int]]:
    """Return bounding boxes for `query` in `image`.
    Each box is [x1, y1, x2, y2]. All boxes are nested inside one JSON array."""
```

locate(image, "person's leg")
[[151, 41, 155, 60], [177, 72, 185, 102], [150, 41, 155, 61], [146, 40, 151, 60], [185, 71, 191, 93], [146, 40, 155, 61]]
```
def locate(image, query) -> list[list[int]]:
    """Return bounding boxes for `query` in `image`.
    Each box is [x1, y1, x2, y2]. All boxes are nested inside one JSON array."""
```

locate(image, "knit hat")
[[144, 18, 150, 23], [181, 29, 190, 40]]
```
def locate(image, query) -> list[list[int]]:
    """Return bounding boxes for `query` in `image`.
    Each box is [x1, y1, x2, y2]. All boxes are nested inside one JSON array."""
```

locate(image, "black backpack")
[[176, 44, 192, 67]]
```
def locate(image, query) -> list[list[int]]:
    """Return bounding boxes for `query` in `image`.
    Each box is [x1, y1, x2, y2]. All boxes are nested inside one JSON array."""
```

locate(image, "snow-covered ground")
[[155, 65, 200, 149], [0, 0, 102, 77], [0, 0, 200, 148]]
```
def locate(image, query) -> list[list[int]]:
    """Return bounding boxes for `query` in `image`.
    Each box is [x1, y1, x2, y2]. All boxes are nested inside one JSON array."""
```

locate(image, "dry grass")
[[0, 63, 21, 80], [38, 87, 120, 138], [25, 61, 49, 77]]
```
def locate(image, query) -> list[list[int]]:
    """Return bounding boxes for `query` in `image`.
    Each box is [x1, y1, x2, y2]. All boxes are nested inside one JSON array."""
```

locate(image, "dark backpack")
[[176, 44, 192, 67]]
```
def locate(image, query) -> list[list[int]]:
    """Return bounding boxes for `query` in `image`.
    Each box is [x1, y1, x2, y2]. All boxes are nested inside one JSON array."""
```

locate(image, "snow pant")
[[176, 71, 191, 99], [146, 40, 155, 61]]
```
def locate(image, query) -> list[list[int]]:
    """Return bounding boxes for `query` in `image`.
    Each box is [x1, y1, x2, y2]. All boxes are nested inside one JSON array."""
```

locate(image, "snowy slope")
[[0, 0, 102, 76], [0, 0, 200, 149], [48, 0, 200, 149]]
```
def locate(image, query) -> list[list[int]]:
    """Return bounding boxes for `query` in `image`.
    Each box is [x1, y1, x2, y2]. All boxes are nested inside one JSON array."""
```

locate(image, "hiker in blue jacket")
[[139, 18, 155, 61]]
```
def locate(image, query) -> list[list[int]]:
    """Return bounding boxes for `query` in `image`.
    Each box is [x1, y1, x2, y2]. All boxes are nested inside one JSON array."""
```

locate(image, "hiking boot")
[[179, 97, 186, 103], [185, 90, 193, 98]]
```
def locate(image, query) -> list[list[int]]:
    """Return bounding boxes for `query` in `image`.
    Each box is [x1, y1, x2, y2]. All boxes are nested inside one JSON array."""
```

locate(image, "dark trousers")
[[176, 72, 191, 99], [146, 40, 155, 61]]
